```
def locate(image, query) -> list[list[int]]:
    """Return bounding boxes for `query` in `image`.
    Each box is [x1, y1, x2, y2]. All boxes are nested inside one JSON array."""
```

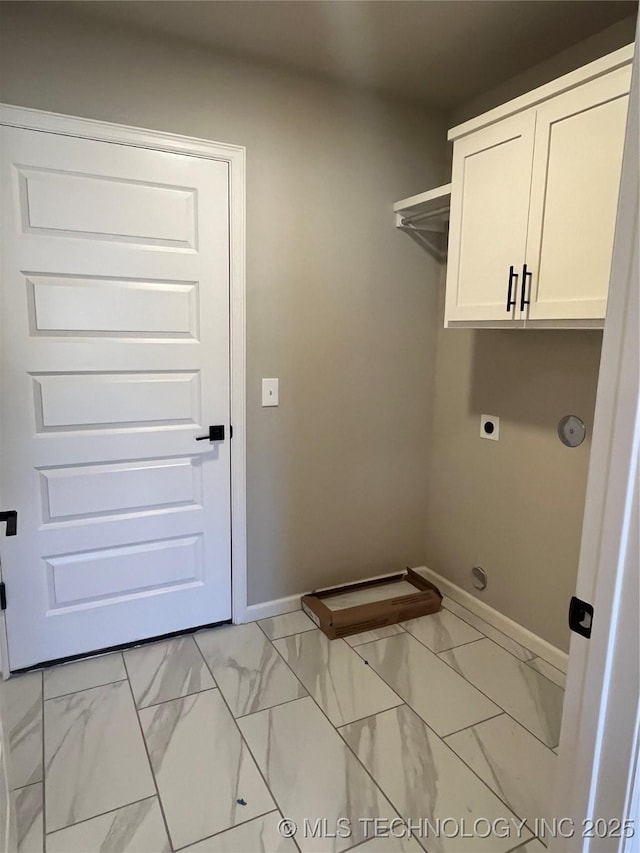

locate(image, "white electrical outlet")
[[480, 414, 499, 441]]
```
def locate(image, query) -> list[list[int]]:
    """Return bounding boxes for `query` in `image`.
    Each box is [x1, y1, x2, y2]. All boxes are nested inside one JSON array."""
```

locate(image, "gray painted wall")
[[1, 3, 633, 650], [0, 3, 448, 607], [424, 16, 635, 652]]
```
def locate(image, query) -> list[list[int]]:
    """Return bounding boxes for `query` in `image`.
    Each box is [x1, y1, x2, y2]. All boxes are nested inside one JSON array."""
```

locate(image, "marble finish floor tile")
[[12, 783, 43, 853], [273, 630, 402, 726], [44, 680, 155, 833], [0, 672, 43, 789], [341, 705, 532, 853], [259, 610, 316, 640], [441, 598, 534, 662], [43, 652, 126, 700], [356, 633, 500, 736], [343, 625, 405, 647], [139, 688, 274, 850], [238, 696, 399, 853], [440, 639, 564, 748], [195, 623, 305, 717], [124, 635, 215, 709], [182, 812, 298, 852], [401, 609, 483, 653], [445, 714, 557, 828], [526, 657, 567, 689], [46, 797, 171, 853]]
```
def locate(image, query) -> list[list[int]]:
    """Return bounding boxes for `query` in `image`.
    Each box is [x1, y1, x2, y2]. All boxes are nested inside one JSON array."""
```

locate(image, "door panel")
[[18, 167, 196, 246], [445, 111, 535, 324], [40, 457, 200, 520], [29, 275, 198, 337], [0, 126, 232, 669], [525, 65, 631, 321]]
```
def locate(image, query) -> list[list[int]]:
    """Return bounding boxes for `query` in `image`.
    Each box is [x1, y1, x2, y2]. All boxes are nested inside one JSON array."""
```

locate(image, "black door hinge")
[[569, 596, 593, 639], [230, 425, 233, 438], [0, 582, 6, 611], [0, 510, 17, 536]]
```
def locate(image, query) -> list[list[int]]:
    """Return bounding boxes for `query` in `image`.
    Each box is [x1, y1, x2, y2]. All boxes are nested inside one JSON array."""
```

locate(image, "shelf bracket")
[[398, 223, 448, 262]]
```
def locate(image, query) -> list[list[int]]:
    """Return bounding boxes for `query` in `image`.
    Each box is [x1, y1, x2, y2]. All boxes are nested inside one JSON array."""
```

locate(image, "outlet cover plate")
[[480, 414, 499, 441], [262, 378, 279, 407]]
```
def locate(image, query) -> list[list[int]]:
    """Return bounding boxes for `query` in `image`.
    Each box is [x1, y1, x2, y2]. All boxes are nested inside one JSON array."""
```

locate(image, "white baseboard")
[[414, 565, 569, 674], [238, 566, 569, 675], [240, 570, 402, 624], [241, 593, 302, 623]]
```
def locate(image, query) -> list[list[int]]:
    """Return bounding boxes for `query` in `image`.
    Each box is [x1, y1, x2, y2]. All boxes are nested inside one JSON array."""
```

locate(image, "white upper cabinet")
[[445, 46, 633, 328], [446, 111, 535, 325], [525, 66, 630, 322]]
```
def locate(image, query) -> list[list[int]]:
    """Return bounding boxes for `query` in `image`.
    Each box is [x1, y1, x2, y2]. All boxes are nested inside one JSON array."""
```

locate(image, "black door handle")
[[0, 511, 17, 536], [195, 425, 225, 442], [521, 264, 532, 311], [506, 266, 518, 312]]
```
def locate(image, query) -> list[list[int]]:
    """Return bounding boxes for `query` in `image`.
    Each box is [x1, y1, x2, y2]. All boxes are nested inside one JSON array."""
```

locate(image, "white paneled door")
[[0, 126, 232, 669]]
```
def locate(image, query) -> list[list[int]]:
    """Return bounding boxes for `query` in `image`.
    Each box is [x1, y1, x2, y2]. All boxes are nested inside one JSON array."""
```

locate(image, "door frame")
[[0, 106, 248, 675], [551, 28, 639, 853]]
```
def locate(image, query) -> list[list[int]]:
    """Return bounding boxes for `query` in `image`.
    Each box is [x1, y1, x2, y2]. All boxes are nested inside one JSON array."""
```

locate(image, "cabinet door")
[[525, 66, 631, 322], [445, 111, 535, 325]]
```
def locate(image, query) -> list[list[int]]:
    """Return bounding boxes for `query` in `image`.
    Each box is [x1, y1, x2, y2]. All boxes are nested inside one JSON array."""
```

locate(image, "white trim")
[[448, 43, 634, 141], [243, 594, 302, 623], [414, 565, 569, 673], [242, 567, 429, 623], [0, 614, 9, 682], [240, 563, 568, 673], [552, 31, 640, 850], [0, 105, 248, 641], [0, 104, 244, 160]]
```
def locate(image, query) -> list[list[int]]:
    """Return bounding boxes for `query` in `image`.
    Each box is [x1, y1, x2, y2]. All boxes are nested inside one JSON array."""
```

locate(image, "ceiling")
[[65, 1, 637, 109]]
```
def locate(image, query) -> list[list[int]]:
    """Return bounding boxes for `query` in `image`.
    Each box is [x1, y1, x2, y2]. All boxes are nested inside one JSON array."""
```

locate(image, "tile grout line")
[[507, 837, 546, 852], [442, 602, 536, 660], [171, 809, 280, 852], [256, 617, 316, 643], [350, 629, 558, 753], [403, 632, 486, 656], [524, 657, 567, 689], [121, 653, 176, 853], [230, 628, 405, 849], [33, 617, 553, 850], [441, 600, 566, 679], [425, 643, 557, 837], [191, 631, 304, 853], [440, 711, 506, 740], [273, 629, 406, 725], [44, 795, 161, 841], [234, 693, 314, 721], [331, 677, 538, 841], [43, 676, 128, 704], [265, 634, 415, 852], [345, 623, 409, 647], [346, 633, 550, 844], [270, 620, 553, 839], [433, 640, 561, 754]]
